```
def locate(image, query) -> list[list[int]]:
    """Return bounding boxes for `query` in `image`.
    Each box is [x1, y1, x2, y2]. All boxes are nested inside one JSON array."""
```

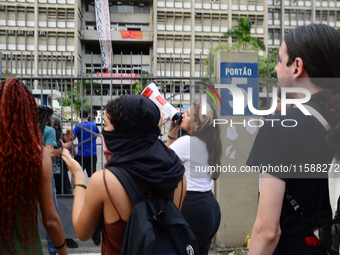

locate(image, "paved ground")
[[41, 238, 220, 255]]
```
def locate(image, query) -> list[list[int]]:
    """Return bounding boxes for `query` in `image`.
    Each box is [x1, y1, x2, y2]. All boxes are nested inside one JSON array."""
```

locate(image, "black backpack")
[[107, 166, 200, 255]]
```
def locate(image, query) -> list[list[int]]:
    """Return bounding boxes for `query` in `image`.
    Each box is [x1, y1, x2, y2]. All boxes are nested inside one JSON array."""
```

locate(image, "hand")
[[60, 140, 72, 150], [62, 149, 84, 179], [64, 129, 72, 142], [168, 120, 180, 138], [158, 113, 170, 128]]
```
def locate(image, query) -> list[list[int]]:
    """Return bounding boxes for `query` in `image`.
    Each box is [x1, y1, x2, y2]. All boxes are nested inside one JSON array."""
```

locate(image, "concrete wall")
[[214, 50, 259, 248]]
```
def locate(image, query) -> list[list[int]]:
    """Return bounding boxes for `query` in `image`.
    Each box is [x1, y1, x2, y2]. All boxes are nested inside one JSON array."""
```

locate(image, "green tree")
[[259, 49, 278, 79], [224, 17, 266, 51], [132, 73, 151, 94], [56, 90, 91, 115], [74, 73, 101, 96], [203, 41, 262, 78]]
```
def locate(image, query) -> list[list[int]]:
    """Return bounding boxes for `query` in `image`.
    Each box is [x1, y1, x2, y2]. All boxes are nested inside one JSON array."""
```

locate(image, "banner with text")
[[120, 31, 143, 39], [95, 0, 112, 68]]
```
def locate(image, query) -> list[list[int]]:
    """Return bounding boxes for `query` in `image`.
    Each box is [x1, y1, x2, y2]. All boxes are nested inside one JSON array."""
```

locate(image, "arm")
[[62, 149, 103, 240], [173, 174, 187, 211], [166, 121, 180, 147], [248, 173, 285, 255], [45, 144, 63, 159], [39, 149, 67, 255]]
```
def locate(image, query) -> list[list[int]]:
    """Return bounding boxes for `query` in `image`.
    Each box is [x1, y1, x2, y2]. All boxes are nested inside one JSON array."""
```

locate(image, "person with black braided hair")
[[38, 106, 73, 254]]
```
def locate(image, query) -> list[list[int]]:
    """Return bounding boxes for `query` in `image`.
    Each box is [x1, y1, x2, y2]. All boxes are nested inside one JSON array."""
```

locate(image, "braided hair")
[[38, 106, 54, 136]]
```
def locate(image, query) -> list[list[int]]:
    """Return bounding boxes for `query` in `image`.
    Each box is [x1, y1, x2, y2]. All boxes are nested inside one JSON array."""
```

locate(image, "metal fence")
[[1, 50, 276, 236]]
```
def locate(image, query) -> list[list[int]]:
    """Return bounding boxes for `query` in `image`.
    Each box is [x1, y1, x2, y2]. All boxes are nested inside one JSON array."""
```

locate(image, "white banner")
[[95, 0, 112, 68]]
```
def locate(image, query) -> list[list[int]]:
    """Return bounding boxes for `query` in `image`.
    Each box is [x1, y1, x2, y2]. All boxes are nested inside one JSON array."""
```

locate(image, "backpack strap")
[[106, 166, 146, 205], [303, 104, 340, 219], [303, 105, 330, 130]]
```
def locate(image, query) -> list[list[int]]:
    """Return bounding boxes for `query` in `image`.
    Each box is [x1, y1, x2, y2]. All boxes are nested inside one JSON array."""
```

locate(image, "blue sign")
[[220, 62, 259, 116]]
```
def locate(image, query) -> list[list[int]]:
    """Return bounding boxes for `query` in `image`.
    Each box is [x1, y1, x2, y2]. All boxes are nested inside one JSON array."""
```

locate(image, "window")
[[268, 10, 273, 25], [274, 29, 280, 45]]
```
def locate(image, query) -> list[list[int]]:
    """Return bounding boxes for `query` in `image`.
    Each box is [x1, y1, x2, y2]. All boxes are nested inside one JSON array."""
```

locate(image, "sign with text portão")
[[219, 62, 259, 116]]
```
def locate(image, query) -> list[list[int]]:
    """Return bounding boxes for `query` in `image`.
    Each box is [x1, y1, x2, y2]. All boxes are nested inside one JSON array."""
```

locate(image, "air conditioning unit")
[[184, 81, 191, 85], [139, 2, 145, 6], [299, 9, 304, 13], [0, 5, 5, 9], [27, 31, 34, 35], [284, 29, 290, 32], [8, 30, 15, 34], [67, 55, 73, 60], [268, 8, 273, 11], [39, 31, 46, 35], [2, 54, 7, 59], [18, 30, 24, 34]]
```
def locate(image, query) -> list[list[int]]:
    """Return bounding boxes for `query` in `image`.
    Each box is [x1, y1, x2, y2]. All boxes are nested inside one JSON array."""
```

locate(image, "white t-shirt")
[[170, 135, 213, 192]]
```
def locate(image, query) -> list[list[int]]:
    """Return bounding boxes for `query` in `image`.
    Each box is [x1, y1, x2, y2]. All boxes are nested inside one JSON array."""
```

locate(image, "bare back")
[[101, 168, 186, 224]]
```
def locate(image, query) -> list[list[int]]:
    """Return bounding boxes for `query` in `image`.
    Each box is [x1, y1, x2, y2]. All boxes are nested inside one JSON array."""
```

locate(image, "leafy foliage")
[[203, 42, 268, 78], [132, 73, 151, 94], [56, 90, 91, 114], [203, 17, 268, 78], [259, 49, 278, 79], [75, 73, 102, 95], [224, 17, 266, 51]]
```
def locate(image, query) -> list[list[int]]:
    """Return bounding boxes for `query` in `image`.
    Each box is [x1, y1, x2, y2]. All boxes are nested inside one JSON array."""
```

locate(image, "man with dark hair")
[[72, 110, 100, 178], [247, 24, 340, 254]]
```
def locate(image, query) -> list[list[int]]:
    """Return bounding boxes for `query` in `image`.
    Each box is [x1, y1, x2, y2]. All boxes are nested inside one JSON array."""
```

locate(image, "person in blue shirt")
[[72, 110, 100, 178]]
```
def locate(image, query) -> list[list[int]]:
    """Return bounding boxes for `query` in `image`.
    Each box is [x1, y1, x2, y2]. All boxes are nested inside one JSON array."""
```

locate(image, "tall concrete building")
[[0, 0, 78, 92], [79, 0, 266, 105], [1, 0, 339, 103], [267, 0, 340, 53]]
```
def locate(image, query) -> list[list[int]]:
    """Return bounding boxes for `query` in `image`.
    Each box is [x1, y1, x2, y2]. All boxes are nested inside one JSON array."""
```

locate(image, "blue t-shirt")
[[73, 121, 99, 156], [43, 126, 57, 147]]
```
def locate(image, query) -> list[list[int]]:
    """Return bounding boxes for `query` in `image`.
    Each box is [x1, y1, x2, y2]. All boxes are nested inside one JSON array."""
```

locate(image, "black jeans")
[[181, 190, 221, 255], [75, 155, 97, 177]]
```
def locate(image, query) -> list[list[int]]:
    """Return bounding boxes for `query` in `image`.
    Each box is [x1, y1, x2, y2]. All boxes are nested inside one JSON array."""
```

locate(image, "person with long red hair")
[[0, 78, 67, 255]]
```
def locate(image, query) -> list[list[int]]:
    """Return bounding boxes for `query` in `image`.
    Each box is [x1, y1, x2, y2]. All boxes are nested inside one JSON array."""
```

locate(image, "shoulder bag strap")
[[303, 104, 340, 219]]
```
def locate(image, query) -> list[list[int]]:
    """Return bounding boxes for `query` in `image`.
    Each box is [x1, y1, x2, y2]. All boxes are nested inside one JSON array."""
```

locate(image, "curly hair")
[[0, 78, 43, 254], [105, 96, 126, 129]]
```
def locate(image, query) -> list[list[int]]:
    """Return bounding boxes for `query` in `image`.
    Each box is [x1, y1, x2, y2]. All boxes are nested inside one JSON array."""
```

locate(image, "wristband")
[[73, 184, 87, 189], [55, 240, 66, 249], [168, 135, 177, 140]]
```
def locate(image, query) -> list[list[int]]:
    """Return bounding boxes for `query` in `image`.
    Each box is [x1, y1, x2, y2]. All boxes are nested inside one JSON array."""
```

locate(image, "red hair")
[[0, 78, 43, 254]]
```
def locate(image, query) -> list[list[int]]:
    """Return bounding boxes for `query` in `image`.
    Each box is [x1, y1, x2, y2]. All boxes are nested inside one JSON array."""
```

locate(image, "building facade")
[[1, 0, 339, 105], [267, 0, 340, 53], [0, 0, 78, 92]]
